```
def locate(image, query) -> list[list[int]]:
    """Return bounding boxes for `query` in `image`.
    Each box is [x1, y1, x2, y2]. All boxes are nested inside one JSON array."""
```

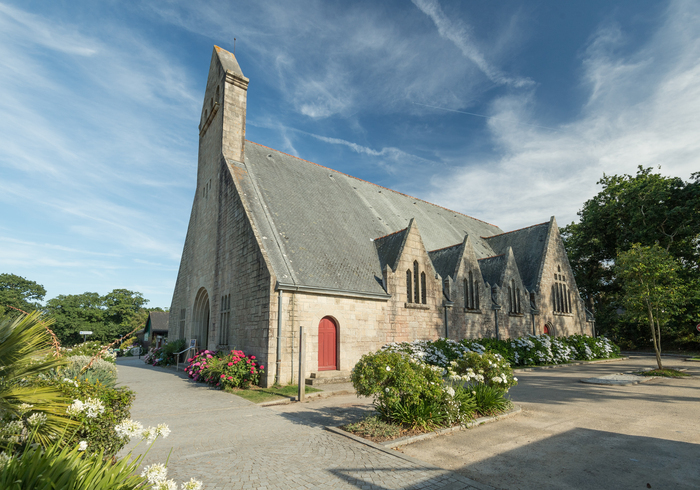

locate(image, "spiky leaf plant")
[[0, 311, 76, 449]]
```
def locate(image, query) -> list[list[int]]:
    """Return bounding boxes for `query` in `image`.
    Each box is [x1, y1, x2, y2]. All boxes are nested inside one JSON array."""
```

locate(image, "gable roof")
[[484, 221, 550, 291], [146, 311, 170, 333], [428, 242, 463, 281], [478, 254, 506, 287], [235, 141, 504, 297], [375, 227, 409, 272]]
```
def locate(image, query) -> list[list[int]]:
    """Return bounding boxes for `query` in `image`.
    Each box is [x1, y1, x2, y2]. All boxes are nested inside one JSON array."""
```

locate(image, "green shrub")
[[446, 351, 517, 391], [61, 341, 116, 364], [61, 356, 117, 388], [50, 378, 134, 457], [470, 383, 511, 415], [351, 350, 472, 429]]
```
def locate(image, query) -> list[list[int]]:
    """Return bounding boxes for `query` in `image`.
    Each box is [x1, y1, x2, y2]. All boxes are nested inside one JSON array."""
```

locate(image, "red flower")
[[250, 356, 256, 360], [260, 365, 264, 370], [220, 374, 226, 378], [228, 362, 233, 366]]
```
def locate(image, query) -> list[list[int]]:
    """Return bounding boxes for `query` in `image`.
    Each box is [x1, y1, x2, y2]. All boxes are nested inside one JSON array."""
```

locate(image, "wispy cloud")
[[427, 0, 700, 230], [411, 0, 532, 88]]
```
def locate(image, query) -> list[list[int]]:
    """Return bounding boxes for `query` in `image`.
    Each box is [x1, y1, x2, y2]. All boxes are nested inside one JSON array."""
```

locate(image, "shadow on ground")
[[452, 428, 700, 490]]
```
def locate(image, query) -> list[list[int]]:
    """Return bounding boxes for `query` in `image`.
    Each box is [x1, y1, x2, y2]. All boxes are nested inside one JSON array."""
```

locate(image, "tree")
[[45, 289, 150, 345], [0, 274, 47, 314], [616, 244, 686, 369], [562, 167, 700, 347], [45, 292, 106, 345]]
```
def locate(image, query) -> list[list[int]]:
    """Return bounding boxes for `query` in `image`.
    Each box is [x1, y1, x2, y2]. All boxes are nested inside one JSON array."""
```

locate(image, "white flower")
[[27, 413, 47, 427], [0, 452, 11, 470], [384, 387, 390, 393], [18, 403, 34, 412], [78, 440, 88, 451], [141, 463, 168, 484], [385, 366, 391, 371], [155, 423, 171, 439], [154, 480, 177, 490], [513, 377, 518, 382], [181, 478, 204, 490], [67, 399, 85, 416], [445, 386, 455, 397], [141, 427, 157, 443], [115, 419, 144, 439]]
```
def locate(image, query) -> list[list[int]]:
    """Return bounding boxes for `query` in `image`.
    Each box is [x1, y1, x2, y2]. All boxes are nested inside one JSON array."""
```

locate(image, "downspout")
[[275, 290, 283, 385], [443, 300, 454, 339], [492, 286, 501, 340]]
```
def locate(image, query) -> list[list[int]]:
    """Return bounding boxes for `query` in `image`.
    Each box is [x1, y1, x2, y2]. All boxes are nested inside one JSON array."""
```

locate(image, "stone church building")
[[169, 46, 594, 386]]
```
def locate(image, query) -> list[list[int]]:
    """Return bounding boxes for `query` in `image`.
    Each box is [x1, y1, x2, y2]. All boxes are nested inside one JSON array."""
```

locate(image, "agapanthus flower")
[[141, 463, 168, 484], [77, 440, 88, 451]]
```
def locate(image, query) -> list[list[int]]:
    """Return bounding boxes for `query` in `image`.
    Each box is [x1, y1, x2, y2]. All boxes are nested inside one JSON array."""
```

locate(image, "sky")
[[1, 0, 699, 309]]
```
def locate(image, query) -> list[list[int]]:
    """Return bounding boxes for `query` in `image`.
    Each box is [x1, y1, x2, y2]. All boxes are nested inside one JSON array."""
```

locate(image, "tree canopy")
[[0, 273, 47, 314], [562, 167, 700, 349], [45, 289, 151, 345]]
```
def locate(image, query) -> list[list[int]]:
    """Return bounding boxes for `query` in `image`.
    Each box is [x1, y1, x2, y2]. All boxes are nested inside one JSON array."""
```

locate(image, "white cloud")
[[427, 0, 700, 231], [411, 0, 532, 88]]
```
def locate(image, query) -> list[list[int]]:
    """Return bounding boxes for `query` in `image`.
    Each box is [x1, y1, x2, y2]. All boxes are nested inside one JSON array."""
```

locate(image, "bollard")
[[298, 326, 306, 402]]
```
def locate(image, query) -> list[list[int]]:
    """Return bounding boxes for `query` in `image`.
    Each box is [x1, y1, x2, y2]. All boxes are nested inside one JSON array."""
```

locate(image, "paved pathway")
[[117, 358, 489, 490]]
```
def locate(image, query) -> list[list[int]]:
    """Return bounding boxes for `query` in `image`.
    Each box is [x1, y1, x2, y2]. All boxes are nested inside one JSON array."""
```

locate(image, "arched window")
[[475, 283, 480, 309], [406, 269, 412, 303], [553, 266, 571, 313], [465, 271, 479, 310], [413, 261, 420, 304], [216, 85, 220, 101], [421, 272, 426, 304], [444, 279, 450, 301], [516, 288, 521, 313]]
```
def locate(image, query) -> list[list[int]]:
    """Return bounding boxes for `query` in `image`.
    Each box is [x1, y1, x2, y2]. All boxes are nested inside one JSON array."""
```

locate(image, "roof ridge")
[[246, 140, 499, 228], [478, 253, 506, 261], [374, 227, 408, 241], [481, 221, 549, 240], [428, 242, 462, 253]]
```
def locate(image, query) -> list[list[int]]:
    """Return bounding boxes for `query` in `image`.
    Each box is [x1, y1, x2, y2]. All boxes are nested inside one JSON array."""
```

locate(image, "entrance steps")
[[305, 370, 352, 386]]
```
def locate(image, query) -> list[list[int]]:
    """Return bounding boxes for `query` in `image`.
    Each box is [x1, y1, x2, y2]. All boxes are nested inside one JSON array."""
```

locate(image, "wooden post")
[[298, 326, 306, 402]]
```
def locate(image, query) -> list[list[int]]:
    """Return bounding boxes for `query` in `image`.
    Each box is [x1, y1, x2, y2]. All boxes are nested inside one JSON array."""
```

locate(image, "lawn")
[[639, 368, 690, 378], [226, 384, 321, 404]]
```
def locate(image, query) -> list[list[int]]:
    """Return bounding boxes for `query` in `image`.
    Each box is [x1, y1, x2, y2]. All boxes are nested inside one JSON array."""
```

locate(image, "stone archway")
[[318, 316, 338, 371], [193, 288, 210, 350]]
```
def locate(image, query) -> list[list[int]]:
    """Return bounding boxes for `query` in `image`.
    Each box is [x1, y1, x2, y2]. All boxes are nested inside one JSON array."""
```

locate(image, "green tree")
[[562, 167, 700, 347], [616, 244, 686, 369], [0, 274, 47, 314], [45, 292, 106, 345]]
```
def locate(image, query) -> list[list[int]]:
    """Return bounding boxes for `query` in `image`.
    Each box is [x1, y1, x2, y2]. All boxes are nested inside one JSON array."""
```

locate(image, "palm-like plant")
[[0, 311, 76, 448]]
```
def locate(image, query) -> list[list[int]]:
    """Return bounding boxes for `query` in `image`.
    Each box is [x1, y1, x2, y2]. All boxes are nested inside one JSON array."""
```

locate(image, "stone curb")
[[621, 351, 697, 359], [382, 405, 522, 449], [324, 426, 495, 490], [515, 356, 629, 372]]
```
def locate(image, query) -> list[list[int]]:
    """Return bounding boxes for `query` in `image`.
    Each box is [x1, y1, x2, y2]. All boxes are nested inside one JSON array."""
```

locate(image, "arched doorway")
[[318, 317, 337, 371], [543, 323, 553, 336], [193, 288, 210, 350]]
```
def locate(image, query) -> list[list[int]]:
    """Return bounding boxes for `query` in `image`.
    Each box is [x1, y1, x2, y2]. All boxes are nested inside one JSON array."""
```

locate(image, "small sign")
[[696, 324, 700, 332], [189, 339, 197, 348], [79, 331, 93, 335]]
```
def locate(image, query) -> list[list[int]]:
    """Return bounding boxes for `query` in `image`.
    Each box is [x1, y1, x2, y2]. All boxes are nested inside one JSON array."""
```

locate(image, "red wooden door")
[[318, 317, 337, 371]]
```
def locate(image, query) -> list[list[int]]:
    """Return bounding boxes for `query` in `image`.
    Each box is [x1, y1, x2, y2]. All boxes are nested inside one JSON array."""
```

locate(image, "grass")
[[341, 415, 402, 441], [226, 384, 321, 404], [638, 368, 690, 378]]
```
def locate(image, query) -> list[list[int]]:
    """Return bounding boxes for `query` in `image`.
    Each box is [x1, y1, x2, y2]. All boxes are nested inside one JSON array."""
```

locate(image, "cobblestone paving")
[[117, 359, 489, 490]]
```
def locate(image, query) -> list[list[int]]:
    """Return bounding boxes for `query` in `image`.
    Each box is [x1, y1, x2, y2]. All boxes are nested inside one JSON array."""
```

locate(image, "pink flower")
[[220, 374, 226, 378], [260, 365, 264, 370], [207, 355, 212, 359], [228, 362, 233, 366], [250, 356, 256, 360], [233, 360, 238, 364], [228, 376, 233, 380]]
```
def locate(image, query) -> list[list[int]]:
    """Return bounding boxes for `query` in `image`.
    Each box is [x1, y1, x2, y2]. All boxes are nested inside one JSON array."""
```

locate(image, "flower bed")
[[185, 349, 264, 389], [382, 334, 620, 368], [144, 338, 186, 367]]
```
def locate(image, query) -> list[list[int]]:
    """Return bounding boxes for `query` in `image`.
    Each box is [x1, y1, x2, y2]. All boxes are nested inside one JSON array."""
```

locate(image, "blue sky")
[[1, 1, 699, 308]]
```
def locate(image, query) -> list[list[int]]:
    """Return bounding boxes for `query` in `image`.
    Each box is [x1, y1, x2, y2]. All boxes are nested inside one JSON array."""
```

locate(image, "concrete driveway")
[[395, 355, 700, 489]]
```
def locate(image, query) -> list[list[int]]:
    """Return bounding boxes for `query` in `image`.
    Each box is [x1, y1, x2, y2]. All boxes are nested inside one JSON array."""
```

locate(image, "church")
[[169, 46, 594, 387]]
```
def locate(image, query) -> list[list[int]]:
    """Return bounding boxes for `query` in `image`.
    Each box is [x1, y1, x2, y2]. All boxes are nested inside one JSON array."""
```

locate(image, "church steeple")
[[199, 45, 249, 163]]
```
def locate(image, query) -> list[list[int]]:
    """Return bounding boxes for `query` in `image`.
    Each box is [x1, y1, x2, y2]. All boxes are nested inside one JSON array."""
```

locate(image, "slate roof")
[[215, 45, 245, 78], [147, 312, 170, 333], [236, 141, 504, 296], [477, 254, 506, 288], [428, 242, 463, 281], [375, 227, 409, 272], [484, 221, 550, 291]]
